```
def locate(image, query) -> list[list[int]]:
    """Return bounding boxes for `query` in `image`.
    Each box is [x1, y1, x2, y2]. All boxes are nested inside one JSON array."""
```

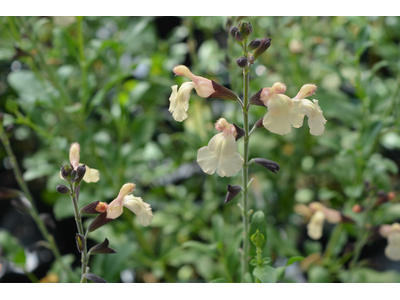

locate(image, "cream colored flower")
[[379, 223, 400, 261], [296, 202, 342, 240], [106, 183, 153, 227], [169, 65, 237, 122], [61, 143, 100, 183], [197, 118, 244, 177]]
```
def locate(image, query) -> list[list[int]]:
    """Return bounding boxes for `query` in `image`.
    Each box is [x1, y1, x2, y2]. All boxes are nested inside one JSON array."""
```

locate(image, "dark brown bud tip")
[[88, 213, 113, 232], [254, 158, 280, 174], [209, 81, 238, 101], [248, 38, 261, 50], [56, 184, 70, 194], [253, 38, 271, 60], [84, 273, 107, 283], [89, 238, 117, 254], [341, 214, 355, 223], [75, 234, 84, 252], [233, 123, 245, 141], [255, 118, 264, 129], [225, 184, 242, 204], [236, 57, 248, 68], [250, 89, 266, 107]]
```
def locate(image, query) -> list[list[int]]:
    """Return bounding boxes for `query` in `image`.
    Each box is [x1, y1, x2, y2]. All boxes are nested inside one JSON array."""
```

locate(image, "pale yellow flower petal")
[[262, 95, 293, 135], [169, 82, 195, 122], [82, 165, 100, 183], [123, 195, 154, 227], [106, 200, 124, 219], [302, 99, 326, 136], [307, 210, 325, 240], [385, 231, 400, 261]]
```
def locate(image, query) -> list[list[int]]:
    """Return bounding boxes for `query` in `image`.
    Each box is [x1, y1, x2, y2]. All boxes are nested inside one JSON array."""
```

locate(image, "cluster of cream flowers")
[[379, 223, 400, 261], [64, 143, 153, 227]]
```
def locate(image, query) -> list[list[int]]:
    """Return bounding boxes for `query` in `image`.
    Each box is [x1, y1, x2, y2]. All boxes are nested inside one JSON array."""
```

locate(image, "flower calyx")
[[225, 184, 243, 204]]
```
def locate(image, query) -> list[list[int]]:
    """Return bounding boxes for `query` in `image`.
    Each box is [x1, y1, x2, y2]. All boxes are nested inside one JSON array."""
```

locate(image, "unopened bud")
[[388, 192, 396, 201], [250, 229, 265, 248], [236, 57, 248, 68], [76, 164, 86, 181], [230, 26, 239, 39], [235, 31, 244, 42], [238, 21, 253, 37], [225, 184, 242, 204], [60, 165, 71, 181], [352, 204, 364, 213], [247, 53, 255, 65], [254, 158, 280, 174], [248, 38, 261, 50], [56, 184, 70, 194], [75, 234, 84, 252], [252, 38, 271, 60]]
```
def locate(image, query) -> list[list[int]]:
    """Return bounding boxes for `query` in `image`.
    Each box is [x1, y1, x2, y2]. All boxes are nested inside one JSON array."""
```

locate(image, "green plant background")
[[0, 16, 400, 283]]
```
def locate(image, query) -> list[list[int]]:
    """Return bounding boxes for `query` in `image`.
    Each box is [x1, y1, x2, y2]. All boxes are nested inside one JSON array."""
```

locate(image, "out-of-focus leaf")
[[253, 265, 277, 283], [209, 278, 227, 283]]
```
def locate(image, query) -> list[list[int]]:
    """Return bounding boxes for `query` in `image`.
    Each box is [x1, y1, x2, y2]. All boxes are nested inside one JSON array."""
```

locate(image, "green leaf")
[[243, 272, 253, 283], [249, 210, 267, 250], [209, 278, 227, 283], [181, 241, 218, 259], [253, 265, 277, 283], [0, 230, 26, 267], [308, 265, 330, 283], [286, 256, 305, 266]]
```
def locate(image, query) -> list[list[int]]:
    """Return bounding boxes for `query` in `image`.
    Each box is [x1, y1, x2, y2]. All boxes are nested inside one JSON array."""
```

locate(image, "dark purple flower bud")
[[236, 57, 248, 68], [56, 184, 70, 194], [225, 184, 243, 204], [230, 26, 239, 39], [248, 38, 261, 50], [254, 158, 280, 174], [253, 38, 271, 60]]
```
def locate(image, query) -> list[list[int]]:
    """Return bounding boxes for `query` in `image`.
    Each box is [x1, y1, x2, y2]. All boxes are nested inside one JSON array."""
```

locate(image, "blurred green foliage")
[[1, 16, 400, 283]]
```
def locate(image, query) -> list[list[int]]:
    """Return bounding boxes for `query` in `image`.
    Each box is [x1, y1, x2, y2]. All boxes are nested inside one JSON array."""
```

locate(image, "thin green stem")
[[68, 182, 89, 283], [77, 17, 89, 114], [240, 53, 251, 282], [323, 223, 343, 260], [348, 194, 377, 282], [0, 128, 76, 282]]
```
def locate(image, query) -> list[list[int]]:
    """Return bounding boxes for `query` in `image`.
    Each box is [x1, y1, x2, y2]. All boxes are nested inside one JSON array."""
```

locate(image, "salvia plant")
[[57, 143, 154, 282], [168, 21, 327, 283]]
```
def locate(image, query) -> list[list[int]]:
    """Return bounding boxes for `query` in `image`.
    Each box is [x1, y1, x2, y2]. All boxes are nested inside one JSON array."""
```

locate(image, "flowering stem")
[[0, 128, 76, 282], [240, 61, 251, 282], [68, 182, 89, 283], [348, 193, 377, 282]]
